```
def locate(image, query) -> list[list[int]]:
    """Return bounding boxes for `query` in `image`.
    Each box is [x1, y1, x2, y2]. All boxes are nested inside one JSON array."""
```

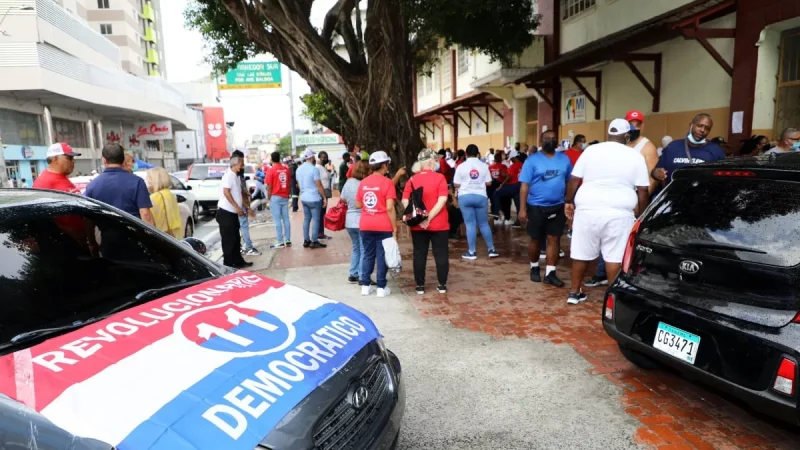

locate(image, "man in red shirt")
[[436, 149, 453, 185], [265, 151, 292, 248], [564, 134, 586, 167], [33, 143, 81, 193], [493, 150, 525, 226], [487, 152, 508, 218], [356, 151, 397, 298], [403, 149, 450, 294]]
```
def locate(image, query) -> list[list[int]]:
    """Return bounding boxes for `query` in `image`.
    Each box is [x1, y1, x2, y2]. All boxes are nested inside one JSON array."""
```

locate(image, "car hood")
[[0, 273, 382, 449]]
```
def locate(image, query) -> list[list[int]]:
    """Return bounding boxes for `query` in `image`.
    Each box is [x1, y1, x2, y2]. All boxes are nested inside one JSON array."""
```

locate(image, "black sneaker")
[[437, 285, 447, 294], [530, 267, 541, 283], [584, 276, 608, 288], [415, 286, 425, 295], [303, 240, 311, 248], [512, 220, 521, 229], [567, 290, 588, 305], [309, 241, 327, 249], [285, 241, 292, 247], [543, 271, 565, 287], [348, 276, 359, 283]]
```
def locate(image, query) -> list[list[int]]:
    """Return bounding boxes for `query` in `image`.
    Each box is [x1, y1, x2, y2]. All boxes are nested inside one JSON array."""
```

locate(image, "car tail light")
[[773, 358, 797, 396], [621, 219, 642, 273], [604, 293, 615, 320], [713, 170, 756, 177]]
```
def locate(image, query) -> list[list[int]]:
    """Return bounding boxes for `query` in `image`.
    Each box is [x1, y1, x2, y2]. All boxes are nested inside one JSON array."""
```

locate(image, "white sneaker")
[[361, 285, 374, 296], [377, 287, 391, 298], [504, 220, 514, 226]]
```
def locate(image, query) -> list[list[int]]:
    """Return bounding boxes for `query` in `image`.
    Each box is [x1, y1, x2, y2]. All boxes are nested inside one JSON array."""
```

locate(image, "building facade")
[[0, 0, 196, 184], [415, 0, 800, 154]]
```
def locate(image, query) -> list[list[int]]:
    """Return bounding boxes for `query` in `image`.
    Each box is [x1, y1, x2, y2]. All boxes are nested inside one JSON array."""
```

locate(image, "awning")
[[514, 0, 735, 85], [415, 92, 503, 121]]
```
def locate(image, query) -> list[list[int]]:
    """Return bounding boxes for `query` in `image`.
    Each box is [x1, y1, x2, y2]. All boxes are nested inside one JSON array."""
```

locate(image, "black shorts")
[[527, 204, 567, 239]]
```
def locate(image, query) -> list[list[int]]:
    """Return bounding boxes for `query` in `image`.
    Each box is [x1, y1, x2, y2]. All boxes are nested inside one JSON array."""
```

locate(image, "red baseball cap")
[[46, 142, 81, 157], [625, 110, 644, 123]]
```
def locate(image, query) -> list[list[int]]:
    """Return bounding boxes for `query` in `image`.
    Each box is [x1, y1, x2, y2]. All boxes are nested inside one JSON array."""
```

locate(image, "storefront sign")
[[295, 134, 342, 146], [106, 131, 121, 144], [21, 147, 33, 159], [564, 90, 586, 124], [217, 61, 282, 90], [203, 107, 230, 160], [134, 120, 173, 140]]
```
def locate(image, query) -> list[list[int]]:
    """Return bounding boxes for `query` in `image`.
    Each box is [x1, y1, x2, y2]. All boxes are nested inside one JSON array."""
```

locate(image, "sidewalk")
[[242, 198, 800, 449]]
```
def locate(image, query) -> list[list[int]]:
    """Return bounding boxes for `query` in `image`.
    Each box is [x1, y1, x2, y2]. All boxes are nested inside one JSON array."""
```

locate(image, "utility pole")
[[287, 67, 297, 156]]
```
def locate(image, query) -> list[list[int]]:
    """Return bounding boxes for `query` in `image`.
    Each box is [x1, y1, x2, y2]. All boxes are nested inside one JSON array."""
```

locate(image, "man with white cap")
[[296, 149, 328, 249], [33, 143, 82, 193], [563, 118, 651, 305]]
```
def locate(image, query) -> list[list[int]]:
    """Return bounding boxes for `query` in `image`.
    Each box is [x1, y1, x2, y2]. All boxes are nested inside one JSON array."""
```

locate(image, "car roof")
[[0, 188, 84, 207], [679, 152, 800, 171]]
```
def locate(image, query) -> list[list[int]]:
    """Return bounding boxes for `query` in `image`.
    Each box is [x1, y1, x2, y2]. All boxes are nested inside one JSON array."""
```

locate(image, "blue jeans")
[[302, 201, 322, 243], [346, 227, 363, 277], [459, 194, 494, 254], [360, 231, 392, 288], [596, 253, 607, 278], [270, 196, 291, 243], [238, 215, 254, 250]]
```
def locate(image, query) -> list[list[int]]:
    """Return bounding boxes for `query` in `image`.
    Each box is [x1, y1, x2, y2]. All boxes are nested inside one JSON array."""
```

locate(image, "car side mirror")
[[185, 185, 192, 190], [176, 194, 187, 203], [182, 237, 207, 255]]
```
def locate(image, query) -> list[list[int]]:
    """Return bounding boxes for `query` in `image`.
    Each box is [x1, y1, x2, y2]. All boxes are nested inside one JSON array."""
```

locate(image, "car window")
[[188, 165, 227, 180], [169, 175, 186, 191], [0, 201, 221, 346]]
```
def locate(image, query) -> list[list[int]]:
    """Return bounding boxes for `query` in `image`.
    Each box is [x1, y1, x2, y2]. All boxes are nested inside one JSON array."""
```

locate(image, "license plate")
[[653, 322, 700, 365]]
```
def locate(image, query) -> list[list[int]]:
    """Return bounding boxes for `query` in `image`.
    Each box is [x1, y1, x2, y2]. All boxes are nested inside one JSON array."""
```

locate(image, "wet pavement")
[[266, 198, 800, 449]]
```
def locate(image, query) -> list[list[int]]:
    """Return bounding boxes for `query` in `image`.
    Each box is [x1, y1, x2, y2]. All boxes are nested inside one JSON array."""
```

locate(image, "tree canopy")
[[186, 0, 539, 165]]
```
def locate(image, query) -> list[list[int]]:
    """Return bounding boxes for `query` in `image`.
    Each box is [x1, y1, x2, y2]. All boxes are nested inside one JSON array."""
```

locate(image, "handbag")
[[402, 180, 429, 227], [324, 200, 348, 231]]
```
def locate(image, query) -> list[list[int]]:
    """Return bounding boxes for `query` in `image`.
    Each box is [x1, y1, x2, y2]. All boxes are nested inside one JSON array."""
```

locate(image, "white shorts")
[[570, 212, 635, 263]]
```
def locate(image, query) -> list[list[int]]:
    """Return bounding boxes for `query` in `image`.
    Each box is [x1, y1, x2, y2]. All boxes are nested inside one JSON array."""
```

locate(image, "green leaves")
[[184, 0, 260, 75]]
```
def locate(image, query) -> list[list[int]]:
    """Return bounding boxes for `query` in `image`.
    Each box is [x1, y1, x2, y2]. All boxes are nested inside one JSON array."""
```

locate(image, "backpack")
[[402, 180, 429, 227], [324, 200, 348, 231]]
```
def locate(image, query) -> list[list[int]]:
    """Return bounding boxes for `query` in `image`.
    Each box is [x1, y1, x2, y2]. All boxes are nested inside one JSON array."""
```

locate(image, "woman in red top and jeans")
[[403, 149, 450, 295], [356, 151, 398, 298]]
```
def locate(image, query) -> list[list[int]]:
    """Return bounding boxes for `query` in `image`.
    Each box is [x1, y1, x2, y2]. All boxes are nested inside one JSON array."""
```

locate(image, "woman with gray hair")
[[402, 149, 450, 295]]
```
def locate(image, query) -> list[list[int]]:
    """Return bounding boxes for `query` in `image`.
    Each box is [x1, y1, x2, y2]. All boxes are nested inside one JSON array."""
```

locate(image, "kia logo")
[[679, 260, 701, 275]]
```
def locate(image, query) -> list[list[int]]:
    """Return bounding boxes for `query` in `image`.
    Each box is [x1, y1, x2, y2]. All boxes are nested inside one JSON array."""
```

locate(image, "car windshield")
[[0, 199, 221, 347], [188, 165, 227, 180]]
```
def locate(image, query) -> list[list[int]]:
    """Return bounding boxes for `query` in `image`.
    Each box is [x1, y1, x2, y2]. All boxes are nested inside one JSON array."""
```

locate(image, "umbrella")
[[134, 158, 154, 169]]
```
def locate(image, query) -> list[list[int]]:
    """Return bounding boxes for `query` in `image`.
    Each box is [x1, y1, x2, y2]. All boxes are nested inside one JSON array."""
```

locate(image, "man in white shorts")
[[564, 118, 651, 304]]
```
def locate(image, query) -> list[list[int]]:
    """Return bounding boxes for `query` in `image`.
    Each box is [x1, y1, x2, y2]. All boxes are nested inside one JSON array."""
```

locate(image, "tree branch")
[[321, 0, 356, 43], [336, 5, 366, 69]]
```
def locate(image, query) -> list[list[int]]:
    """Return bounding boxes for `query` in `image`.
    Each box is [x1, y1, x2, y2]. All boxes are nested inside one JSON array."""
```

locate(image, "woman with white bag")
[[356, 151, 398, 298]]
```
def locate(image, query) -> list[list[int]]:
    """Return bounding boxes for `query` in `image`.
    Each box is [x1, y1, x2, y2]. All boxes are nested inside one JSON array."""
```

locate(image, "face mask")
[[629, 129, 641, 141], [687, 127, 706, 145], [237, 168, 245, 176], [580, 143, 587, 150], [542, 140, 558, 153], [792, 142, 800, 151], [434, 162, 440, 172]]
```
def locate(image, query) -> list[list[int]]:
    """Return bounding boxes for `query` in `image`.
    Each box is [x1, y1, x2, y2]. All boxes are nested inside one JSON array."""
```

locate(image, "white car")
[[185, 163, 257, 214], [134, 171, 199, 223]]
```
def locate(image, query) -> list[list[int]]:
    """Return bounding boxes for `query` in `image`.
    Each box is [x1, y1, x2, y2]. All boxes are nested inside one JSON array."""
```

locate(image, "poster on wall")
[[564, 90, 586, 124]]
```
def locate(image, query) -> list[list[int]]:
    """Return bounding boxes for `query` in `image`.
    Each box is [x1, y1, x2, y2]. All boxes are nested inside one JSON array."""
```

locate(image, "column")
[[512, 98, 527, 148], [86, 119, 96, 168], [43, 106, 55, 145]]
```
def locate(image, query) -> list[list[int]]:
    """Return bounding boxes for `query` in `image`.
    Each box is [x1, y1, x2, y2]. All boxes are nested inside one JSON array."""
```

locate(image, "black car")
[[0, 189, 404, 449], [604, 154, 800, 424]]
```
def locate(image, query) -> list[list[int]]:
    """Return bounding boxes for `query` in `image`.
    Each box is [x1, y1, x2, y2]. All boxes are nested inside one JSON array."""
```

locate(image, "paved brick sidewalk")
[[271, 198, 800, 449]]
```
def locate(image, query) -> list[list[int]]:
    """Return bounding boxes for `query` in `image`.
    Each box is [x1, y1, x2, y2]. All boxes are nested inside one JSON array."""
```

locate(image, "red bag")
[[324, 200, 348, 231]]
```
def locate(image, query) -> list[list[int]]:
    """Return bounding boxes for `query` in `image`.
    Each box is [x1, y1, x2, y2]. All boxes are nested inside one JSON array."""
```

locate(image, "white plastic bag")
[[382, 237, 402, 273]]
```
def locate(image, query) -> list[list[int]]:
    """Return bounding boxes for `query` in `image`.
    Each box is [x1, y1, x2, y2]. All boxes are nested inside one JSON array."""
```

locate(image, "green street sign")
[[295, 134, 342, 146], [218, 61, 282, 90]]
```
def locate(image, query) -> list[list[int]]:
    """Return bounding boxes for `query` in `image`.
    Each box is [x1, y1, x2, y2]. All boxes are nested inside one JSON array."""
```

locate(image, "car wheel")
[[192, 203, 199, 223], [185, 219, 194, 238], [618, 344, 659, 370]]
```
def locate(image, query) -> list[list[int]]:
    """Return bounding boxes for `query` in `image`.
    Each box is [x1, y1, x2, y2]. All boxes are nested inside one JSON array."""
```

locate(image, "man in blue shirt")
[[653, 113, 725, 185], [296, 149, 328, 248], [85, 144, 154, 225], [518, 130, 573, 287]]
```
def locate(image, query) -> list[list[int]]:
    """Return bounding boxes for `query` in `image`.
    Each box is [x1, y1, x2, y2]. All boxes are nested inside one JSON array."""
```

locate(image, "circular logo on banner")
[[469, 169, 480, 180], [363, 191, 378, 209], [174, 302, 295, 357]]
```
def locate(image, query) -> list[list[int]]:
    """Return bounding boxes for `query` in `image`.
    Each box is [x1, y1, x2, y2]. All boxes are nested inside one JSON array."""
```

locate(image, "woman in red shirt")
[[487, 152, 509, 218], [492, 151, 525, 226], [402, 149, 450, 295], [356, 151, 397, 298]]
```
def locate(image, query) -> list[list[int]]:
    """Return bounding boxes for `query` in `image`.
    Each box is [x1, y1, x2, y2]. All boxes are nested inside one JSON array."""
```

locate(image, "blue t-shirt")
[[656, 139, 726, 183], [84, 168, 153, 218], [296, 162, 322, 202], [519, 152, 573, 207]]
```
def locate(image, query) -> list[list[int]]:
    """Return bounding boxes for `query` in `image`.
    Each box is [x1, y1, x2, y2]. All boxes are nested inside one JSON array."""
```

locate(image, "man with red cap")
[[625, 110, 658, 194], [33, 143, 81, 193]]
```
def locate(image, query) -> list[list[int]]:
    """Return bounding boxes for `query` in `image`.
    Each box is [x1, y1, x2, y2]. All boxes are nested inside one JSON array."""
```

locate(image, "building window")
[[561, 0, 596, 21], [97, 0, 109, 8], [0, 109, 45, 146], [441, 49, 451, 88], [6, 161, 20, 185], [100, 24, 113, 35], [53, 118, 88, 148], [457, 46, 469, 75]]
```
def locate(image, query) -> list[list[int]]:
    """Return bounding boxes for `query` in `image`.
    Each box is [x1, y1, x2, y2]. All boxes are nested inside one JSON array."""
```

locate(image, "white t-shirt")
[[454, 157, 492, 197], [217, 168, 243, 214], [317, 164, 332, 189], [572, 142, 650, 217]]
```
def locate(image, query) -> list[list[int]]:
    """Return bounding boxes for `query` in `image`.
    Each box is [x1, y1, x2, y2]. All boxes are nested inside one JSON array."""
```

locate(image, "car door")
[[170, 175, 197, 221]]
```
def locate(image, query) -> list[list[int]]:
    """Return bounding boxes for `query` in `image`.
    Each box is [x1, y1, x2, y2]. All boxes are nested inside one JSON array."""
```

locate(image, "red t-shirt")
[[33, 170, 80, 194], [265, 163, 291, 198], [437, 157, 453, 183], [488, 163, 508, 181], [564, 148, 583, 167], [507, 161, 523, 184], [402, 170, 449, 232], [346, 164, 355, 179], [357, 174, 397, 232]]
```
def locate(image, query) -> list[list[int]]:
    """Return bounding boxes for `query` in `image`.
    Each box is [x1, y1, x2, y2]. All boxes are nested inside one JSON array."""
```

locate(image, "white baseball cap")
[[608, 118, 632, 136], [508, 149, 519, 159], [47, 142, 81, 157], [302, 149, 315, 160], [369, 151, 391, 165]]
